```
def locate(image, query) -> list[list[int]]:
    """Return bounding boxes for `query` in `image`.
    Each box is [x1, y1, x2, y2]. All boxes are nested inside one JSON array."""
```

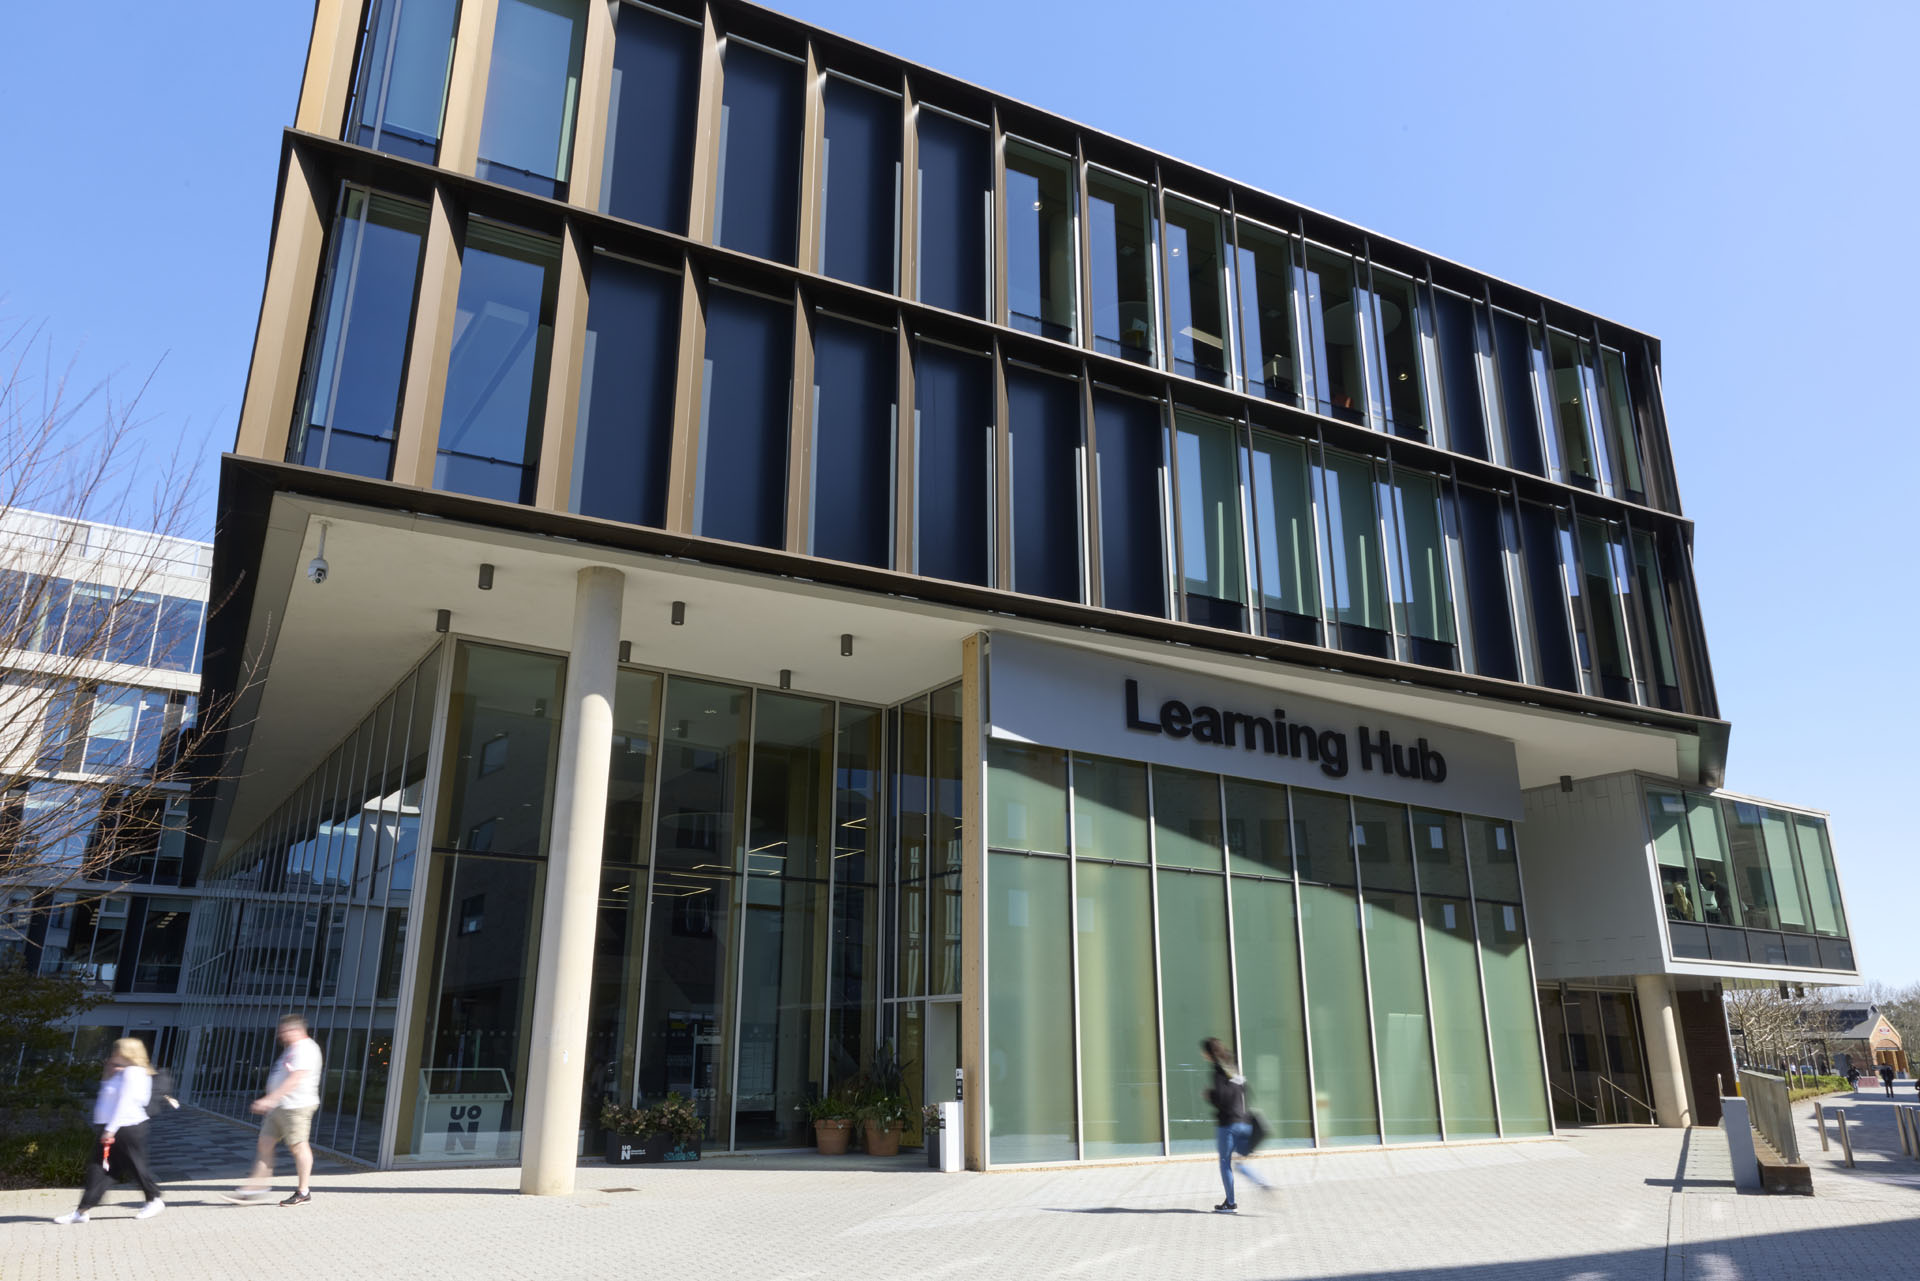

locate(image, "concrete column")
[[959, 633, 987, 1170], [520, 565, 625, 1195], [1634, 973, 1693, 1128]]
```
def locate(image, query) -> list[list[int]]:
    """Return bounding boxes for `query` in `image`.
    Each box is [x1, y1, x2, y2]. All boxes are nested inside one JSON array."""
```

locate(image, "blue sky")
[[2, 3, 1914, 983]]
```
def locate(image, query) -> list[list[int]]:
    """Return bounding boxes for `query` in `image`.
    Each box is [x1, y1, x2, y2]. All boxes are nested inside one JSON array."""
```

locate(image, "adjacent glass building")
[[180, 0, 1857, 1180]]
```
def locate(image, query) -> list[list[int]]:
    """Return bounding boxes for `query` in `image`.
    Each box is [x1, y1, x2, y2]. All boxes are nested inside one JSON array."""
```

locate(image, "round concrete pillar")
[[1634, 973, 1694, 1128], [520, 565, 624, 1194]]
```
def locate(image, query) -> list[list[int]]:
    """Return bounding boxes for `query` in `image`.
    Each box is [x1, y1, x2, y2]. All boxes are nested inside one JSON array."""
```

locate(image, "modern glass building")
[[179, 0, 1858, 1183]]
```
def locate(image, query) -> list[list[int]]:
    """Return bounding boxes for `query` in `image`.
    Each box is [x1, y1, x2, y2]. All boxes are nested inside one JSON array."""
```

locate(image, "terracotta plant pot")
[[864, 1120, 904, 1157], [814, 1118, 853, 1155]]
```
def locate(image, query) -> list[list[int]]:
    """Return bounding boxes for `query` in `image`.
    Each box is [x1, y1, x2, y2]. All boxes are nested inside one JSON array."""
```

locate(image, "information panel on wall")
[[987, 632, 1523, 820]]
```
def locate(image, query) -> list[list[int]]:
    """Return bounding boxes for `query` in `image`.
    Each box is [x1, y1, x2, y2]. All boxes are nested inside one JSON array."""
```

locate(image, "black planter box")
[[604, 1132, 703, 1164]]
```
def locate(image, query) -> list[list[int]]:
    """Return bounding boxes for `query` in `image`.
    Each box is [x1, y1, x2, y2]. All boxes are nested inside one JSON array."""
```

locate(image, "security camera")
[[307, 521, 331, 585]]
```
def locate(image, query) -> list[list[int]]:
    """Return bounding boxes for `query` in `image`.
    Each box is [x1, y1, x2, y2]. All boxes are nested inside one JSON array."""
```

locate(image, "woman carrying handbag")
[[54, 1039, 166, 1224]]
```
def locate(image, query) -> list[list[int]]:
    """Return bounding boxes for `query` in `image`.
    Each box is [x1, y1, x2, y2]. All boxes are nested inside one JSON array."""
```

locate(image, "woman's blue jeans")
[[1215, 1122, 1259, 1201]]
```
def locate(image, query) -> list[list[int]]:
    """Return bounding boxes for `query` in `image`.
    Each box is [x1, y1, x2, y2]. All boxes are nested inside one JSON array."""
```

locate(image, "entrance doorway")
[[1538, 986, 1657, 1126]]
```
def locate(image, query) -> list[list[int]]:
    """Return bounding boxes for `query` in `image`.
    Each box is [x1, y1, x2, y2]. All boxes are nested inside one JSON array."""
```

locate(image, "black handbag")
[[1247, 1108, 1270, 1150]]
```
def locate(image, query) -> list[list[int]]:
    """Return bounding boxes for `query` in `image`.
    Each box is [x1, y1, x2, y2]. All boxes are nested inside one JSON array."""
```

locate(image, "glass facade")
[[1646, 783, 1854, 971], [985, 742, 1549, 1162]]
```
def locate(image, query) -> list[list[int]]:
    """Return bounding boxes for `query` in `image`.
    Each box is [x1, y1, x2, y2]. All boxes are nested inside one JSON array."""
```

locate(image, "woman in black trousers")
[[55, 1039, 165, 1223]]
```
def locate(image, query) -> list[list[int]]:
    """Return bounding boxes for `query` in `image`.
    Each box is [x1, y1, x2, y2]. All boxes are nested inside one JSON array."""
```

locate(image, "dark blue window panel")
[[913, 342, 992, 586], [916, 111, 990, 318], [1093, 391, 1165, 618], [106, 592, 160, 667], [698, 287, 791, 548], [153, 597, 202, 673], [575, 255, 681, 528], [1517, 502, 1577, 692], [1431, 289, 1487, 461], [1491, 310, 1545, 476], [1007, 367, 1082, 603], [435, 224, 560, 505], [603, 5, 701, 233], [293, 192, 427, 481], [811, 317, 896, 568], [347, 0, 458, 163], [1456, 487, 1518, 682], [820, 77, 900, 291], [715, 42, 804, 265]]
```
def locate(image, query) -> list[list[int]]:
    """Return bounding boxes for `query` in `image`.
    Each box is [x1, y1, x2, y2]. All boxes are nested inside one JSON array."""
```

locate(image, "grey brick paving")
[[5, 1102, 1917, 1280]]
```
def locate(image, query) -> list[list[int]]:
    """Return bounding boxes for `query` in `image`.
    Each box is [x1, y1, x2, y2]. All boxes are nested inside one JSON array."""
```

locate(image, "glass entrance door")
[[1539, 986, 1656, 1126]]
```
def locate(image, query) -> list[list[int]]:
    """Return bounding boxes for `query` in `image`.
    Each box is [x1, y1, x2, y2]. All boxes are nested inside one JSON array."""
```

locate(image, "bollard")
[[1901, 1106, 1914, 1157], [1910, 1108, 1920, 1163], [1836, 1108, 1855, 1168], [1815, 1101, 1830, 1151]]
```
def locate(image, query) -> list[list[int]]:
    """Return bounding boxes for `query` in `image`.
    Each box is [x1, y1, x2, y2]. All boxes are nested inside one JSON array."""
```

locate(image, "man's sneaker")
[[1213, 1200, 1237, 1213], [220, 1189, 274, 1204], [135, 1199, 166, 1220], [280, 1192, 311, 1207], [53, 1210, 88, 1224]]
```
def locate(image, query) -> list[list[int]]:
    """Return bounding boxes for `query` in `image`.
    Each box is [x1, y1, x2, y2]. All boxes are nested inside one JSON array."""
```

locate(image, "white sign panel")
[[987, 633, 1522, 820]]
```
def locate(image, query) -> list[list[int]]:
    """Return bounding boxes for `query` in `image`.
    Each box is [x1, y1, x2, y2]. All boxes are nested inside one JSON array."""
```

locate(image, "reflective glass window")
[[1576, 518, 1635, 702], [1297, 869, 1378, 1140], [153, 598, 202, 673], [1229, 872, 1312, 1146], [1455, 486, 1518, 682], [1086, 169, 1157, 364], [1156, 868, 1233, 1153], [1759, 807, 1812, 933], [1164, 199, 1229, 386], [1006, 365, 1082, 603], [810, 314, 896, 568], [436, 645, 566, 857], [60, 583, 113, 657], [1647, 788, 1704, 924], [1792, 816, 1847, 938], [915, 110, 990, 318], [295, 202, 428, 474], [477, 0, 587, 199], [435, 221, 560, 504], [988, 741, 1067, 854], [987, 851, 1076, 1162], [1092, 389, 1166, 618], [1466, 817, 1549, 1134], [1718, 799, 1779, 931], [1629, 532, 1681, 710], [912, 340, 993, 585], [1072, 756, 1148, 863], [1515, 502, 1577, 691], [830, 705, 884, 1087], [1488, 310, 1544, 475], [1542, 329, 1599, 487], [346, 0, 458, 162], [714, 40, 804, 264], [1353, 800, 1440, 1142], [1234, 222, 1297, 405], [1302, 246, 1363, 423], [1076, 860, 1162, 1157], [573, 253, 680, 527], [602, 3, 702, 232], [697, 286, 792, 549], [1248, 432, 1320, 644], [1316, 450, 1390, 656], [820, 76, 901, 290], [1175, 414, 1246, 631], [1004, 142, 1077, 342], [1152, 766, 1223, 871], [1361, 268, 1425, 441], [106, 592, 159, 667], [1598, 348, 1646, 501], [1385, 471, 1456, 667], [1429, 287, 1487, 459], [1413, 809, 1496, 1139]]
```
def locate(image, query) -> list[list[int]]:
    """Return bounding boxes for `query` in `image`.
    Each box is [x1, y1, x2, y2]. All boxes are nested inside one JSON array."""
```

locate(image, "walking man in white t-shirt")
[[224, 1014, 323, 1207]]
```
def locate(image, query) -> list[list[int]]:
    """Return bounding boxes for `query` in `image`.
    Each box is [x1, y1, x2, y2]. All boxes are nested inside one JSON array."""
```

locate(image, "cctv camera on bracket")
[[308, 521, 331, 585]]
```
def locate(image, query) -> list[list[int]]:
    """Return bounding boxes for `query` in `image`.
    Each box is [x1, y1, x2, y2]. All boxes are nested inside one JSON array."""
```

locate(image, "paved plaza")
[[4, 1093, 1919, 1280]]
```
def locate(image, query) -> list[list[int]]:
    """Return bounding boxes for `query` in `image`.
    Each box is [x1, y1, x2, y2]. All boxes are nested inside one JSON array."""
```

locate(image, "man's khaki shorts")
[[262, 1105, 317, 1148]]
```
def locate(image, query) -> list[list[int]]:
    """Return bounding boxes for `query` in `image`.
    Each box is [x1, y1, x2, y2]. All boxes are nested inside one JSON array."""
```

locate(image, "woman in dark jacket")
[[1203, 1038, 1269, 1212]]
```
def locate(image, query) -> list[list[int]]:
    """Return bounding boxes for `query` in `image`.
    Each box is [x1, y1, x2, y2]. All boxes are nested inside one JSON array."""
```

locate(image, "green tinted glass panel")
[[1717, 799, 1779, 930], [987, 853, 1076, 1162], [1760, 810, 1809, 931], [988, 742, 1068, 853], [1792, 816, 1847, 937], [1155, 870, 1234, 1153], [1075, 861, 1162, 1157], [1230, 876, 1312, 1145], [1224, 777, 1292, 877], [1475, 898, 1549, 1134], [1151, 766, 1223, 870], [1298, 883, 1378, 1143], [1292, 788, 1356, 887], [1464, 817, 1520, 902], [1423, 894, 1495, 1138], [1355, 801, 1439, 1142], [1072, 755, 1148, 863], [1646, 788, 1690, 869]]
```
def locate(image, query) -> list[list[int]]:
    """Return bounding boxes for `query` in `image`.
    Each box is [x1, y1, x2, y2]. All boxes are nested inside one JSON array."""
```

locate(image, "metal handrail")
[[1596, 1075, 1658, 1122], [1739, 1069, 1801, 1164], [1548, 1077, 1598, 1124]]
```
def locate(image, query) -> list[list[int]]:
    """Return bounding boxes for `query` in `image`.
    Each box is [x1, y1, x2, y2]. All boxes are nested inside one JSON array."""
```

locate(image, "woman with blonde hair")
[[54, 1038, 166, 1223]]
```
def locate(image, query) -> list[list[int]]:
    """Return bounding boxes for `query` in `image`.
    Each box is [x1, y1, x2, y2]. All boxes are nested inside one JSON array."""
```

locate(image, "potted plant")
[[859, 1091, 911, 1157], [600, 1092, 705, 1164], [808, 1094, 855, 1155]]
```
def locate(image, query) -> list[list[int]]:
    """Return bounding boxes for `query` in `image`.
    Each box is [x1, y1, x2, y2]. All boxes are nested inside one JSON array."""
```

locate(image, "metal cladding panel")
[[1518, 773, 1668, 981]]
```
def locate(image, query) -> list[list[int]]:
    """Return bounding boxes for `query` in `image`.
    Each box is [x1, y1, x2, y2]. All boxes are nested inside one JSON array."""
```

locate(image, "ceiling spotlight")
[[841, 633, 853, 657], [619, 640, 633, 663], [435, 609, 451, 634], [671, 601, 686, 626], [478, 563, 495, 590], [779, 669, 792, 690]]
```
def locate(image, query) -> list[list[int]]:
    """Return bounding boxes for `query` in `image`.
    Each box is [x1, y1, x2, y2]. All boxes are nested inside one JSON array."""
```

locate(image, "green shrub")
[[0, 1119, 94, 1191]]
